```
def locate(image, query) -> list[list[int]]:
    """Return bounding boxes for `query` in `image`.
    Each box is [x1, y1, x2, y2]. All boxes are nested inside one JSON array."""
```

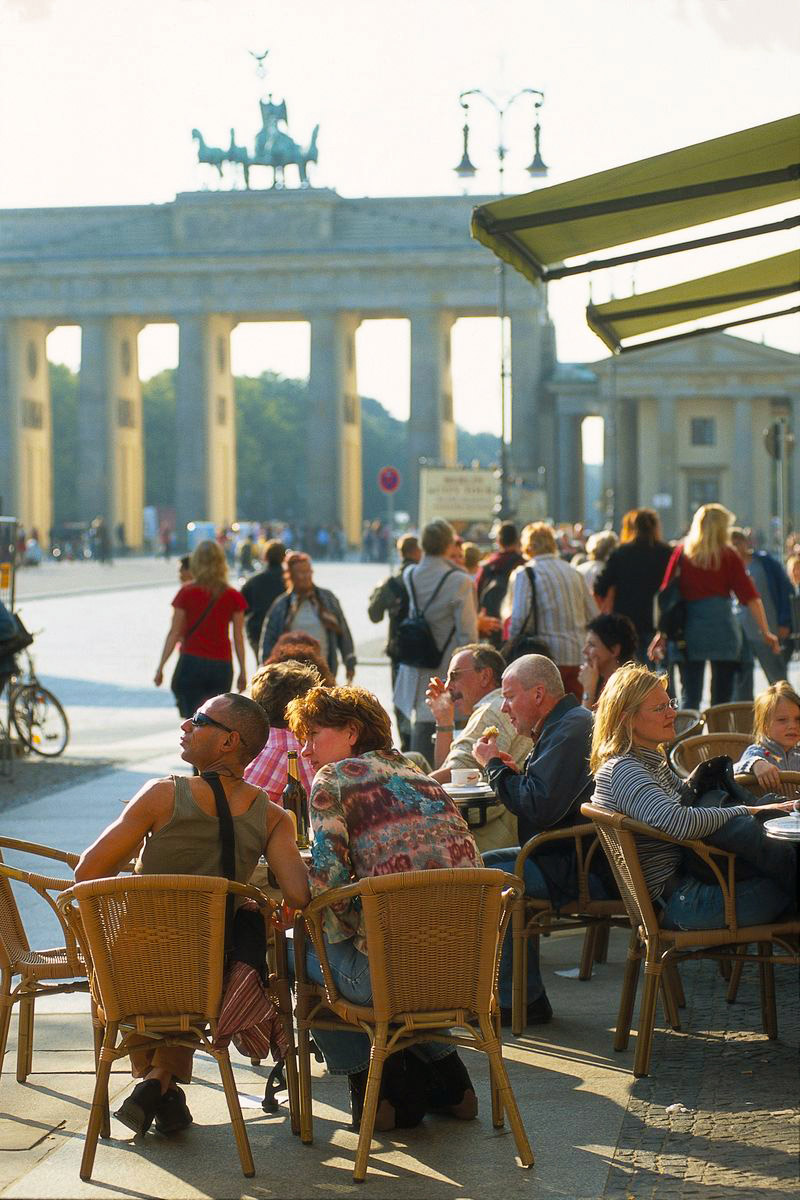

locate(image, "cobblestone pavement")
[[603, 958, 799, 1199]]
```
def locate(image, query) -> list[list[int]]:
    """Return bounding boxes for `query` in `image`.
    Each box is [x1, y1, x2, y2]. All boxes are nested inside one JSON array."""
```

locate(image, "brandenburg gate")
[[0, 188, 551, 547]]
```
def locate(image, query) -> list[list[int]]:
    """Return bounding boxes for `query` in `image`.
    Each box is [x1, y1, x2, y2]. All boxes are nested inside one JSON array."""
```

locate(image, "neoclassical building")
[[0, 186, 797, 546], [547, 332, 800, 540]]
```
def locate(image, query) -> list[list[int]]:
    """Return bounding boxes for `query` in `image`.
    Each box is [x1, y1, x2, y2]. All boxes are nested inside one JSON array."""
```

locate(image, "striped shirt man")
[[593, 748, 750, 898], [508, 554, 596, 665]]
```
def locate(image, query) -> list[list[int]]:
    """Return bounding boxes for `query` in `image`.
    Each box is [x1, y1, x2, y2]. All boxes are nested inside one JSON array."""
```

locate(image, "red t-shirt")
[[661, 544, 758, 605], [173, 584, 246, 660]]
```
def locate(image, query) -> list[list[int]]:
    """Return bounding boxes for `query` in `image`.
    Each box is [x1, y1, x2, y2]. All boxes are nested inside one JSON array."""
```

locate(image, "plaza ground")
[[1, 558, 797, 1198]]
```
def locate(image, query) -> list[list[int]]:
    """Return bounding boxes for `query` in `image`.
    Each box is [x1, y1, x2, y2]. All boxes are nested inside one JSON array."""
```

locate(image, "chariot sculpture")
[[192, 58, 320, 190]]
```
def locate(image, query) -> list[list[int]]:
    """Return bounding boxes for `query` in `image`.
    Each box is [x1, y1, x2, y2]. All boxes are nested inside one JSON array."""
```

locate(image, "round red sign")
[[378, 466, 401, 494]]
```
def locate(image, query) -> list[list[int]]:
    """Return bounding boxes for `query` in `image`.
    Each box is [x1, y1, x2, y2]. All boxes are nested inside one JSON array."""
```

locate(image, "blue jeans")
[[482, 847, 610, 1009], [287, 933, 452, 1075], [662, 876, 790, 930]]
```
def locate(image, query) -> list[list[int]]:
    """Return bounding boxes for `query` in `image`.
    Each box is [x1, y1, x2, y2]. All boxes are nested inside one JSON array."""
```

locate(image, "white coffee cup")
[[451, 767, 481, 787]]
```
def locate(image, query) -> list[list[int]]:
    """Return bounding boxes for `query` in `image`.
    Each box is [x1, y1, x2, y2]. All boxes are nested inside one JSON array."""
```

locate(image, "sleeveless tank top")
[[135, 775, 268, 885]]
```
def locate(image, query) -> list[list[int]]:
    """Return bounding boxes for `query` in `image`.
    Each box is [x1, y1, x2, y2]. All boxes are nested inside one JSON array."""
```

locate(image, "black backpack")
[[477, 558, 519, 619], [394, 567, 457, 669]]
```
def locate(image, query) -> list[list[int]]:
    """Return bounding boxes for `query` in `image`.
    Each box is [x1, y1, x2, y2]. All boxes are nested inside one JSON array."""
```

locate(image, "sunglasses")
[[190, 712, 235, 735]]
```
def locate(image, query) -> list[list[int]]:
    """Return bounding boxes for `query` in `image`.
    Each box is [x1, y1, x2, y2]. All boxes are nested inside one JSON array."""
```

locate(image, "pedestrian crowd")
[[57, 499, 799, 1160]]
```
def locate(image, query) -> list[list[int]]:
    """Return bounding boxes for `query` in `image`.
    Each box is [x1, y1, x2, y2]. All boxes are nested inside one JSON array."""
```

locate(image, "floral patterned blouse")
[[308, 749, 480, 951]]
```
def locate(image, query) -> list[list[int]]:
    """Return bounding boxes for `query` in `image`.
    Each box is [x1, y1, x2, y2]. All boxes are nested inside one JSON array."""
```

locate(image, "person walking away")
[[507, 522, 596, 700], [575, 530, 618, 595], [258, 552, 356, 682], [730, 528, 792, 700], [154, 539, 248, 716], [475, 521, 525, 650], [393, 519, 478, 757], [240, 540, 287, 659], [649, 504, 780, 711], [594, 508, 672, 663], [367, 534, 422, 750]]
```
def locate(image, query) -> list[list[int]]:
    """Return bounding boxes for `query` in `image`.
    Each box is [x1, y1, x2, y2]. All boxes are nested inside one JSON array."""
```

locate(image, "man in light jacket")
[[258, 552, 356, 681], [393, 519, 478, 757]]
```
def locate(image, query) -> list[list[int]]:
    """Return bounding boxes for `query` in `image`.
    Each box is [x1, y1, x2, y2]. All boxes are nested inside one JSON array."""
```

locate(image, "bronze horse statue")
[[253, 97, 319, 187]]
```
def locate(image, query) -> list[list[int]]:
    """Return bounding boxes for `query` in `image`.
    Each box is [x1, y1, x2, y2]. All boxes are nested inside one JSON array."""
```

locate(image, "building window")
[[216, 394, 227, 424], [686, 474, 720, 522], [690, 417, 716, 446], [117, 398, 136, 428], [343, 393, 357, 424]]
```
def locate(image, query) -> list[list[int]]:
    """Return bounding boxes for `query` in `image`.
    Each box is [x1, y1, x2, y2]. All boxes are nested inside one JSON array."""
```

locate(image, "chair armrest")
[[514, 823, 602, 907], [0, 835, 79, 869], [4, 865, 84, 963]]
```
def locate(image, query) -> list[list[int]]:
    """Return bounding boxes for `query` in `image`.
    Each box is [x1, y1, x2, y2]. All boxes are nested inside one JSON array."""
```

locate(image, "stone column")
[[656, 394, 677, 539], [556, 413, 583, 523], [78, 317, 144, 547], [508, 308, 545, 479], [616, 396, 639, 519], [175, 315, 236, 538], [0, 319, 53, 545], [408, 310, 456, 519], [307, 312, 362, 547], [733, 397, 754, 528]]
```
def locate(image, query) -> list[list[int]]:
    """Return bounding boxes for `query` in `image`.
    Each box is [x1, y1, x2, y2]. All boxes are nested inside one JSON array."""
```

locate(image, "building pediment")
[[590, 331, 799, 376]]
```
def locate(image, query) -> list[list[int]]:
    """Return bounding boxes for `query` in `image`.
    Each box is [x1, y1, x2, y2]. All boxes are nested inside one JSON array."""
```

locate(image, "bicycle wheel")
[[11, 684, 70, 757]]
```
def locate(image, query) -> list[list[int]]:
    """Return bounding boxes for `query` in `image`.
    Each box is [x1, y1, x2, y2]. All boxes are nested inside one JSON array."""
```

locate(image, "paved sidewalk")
[[0, 927, 796, 1199]]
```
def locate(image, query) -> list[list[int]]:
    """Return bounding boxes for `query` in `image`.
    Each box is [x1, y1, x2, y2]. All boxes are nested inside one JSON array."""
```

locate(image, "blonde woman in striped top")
[[591, 663, 796, 930]]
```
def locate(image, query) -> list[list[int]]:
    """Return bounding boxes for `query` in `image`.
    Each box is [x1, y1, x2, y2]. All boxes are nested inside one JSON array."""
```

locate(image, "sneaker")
[[154, 1086, 193, 1135], [499, 991, 553, 1029], [114, 1079, 162, 1136]]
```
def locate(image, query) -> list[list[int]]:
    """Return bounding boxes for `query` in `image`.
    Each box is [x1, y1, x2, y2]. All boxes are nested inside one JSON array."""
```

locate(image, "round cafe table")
[[763, 807, 800, 841], [442, 780, 497, 829]]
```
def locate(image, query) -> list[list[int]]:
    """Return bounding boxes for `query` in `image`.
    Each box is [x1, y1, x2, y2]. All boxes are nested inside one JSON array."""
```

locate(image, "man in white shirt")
[[425, 643, 531, 851]]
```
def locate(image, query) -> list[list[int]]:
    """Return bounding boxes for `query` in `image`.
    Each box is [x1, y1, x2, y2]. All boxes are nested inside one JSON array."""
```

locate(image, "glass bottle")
[[282, 750, 310, 849]]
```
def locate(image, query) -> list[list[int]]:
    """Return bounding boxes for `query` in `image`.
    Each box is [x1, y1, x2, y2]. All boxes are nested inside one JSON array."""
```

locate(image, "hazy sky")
[[3, 0, 798, 434]]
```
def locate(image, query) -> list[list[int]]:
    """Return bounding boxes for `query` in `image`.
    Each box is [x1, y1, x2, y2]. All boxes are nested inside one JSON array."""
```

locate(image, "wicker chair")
[[294, 867, 533, 1182], [671, 709, 704, 741], [58, 874, 297, 1182], [581, 802, 800, 1077], [702, 702, 755, 734], [668, 732, 752, 778], [509, 824, 629, 1036], [0, 837, 91, 1082]]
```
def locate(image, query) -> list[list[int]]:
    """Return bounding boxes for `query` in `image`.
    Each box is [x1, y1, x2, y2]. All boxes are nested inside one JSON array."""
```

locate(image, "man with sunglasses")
[[75, 692, 310, 1139]]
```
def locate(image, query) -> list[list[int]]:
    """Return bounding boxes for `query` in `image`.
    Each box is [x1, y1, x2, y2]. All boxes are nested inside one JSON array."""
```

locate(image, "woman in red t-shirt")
[[154, 540, 247, 717], [649, 504, 780, 710]]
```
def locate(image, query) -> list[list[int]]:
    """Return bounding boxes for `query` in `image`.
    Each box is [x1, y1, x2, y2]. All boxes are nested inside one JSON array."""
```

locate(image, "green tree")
[[142, 369, 177, 509], [50, 362, 80, 525]]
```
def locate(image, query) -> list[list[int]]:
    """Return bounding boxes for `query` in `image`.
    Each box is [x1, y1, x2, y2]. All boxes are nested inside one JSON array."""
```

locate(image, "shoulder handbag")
[[501, 567, 549, 664], [656, 552, 687, 649]]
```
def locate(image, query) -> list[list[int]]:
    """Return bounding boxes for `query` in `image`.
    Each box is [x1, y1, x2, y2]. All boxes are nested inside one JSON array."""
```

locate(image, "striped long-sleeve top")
[[508, 554, 597, 665], [593, 748, 750, 897]]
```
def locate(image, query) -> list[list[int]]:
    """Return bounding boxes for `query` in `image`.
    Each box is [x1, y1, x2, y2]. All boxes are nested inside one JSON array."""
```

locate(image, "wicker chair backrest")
[[355, 868, 520, 1023], [702, 702, 754, 735], [71, 874, 229, 1024], [669, 733, 752, 777], [580, 805, 661, 940], [734, 769, 800, 800]]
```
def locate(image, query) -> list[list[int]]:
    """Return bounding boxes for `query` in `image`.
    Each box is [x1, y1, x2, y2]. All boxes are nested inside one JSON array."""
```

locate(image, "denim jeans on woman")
[[287, 933, 453, 1075]]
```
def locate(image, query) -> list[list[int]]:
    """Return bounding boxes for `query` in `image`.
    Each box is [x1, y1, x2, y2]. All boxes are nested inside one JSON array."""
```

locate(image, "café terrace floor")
[[1, 923, 797, 1200]]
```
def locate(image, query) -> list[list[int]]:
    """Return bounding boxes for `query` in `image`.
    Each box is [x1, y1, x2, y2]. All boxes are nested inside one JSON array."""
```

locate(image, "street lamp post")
[[455, 88, 547, 521]]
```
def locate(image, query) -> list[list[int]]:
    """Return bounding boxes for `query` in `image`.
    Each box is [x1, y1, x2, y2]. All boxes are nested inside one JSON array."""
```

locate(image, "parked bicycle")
[[4, 639, 69, 758]]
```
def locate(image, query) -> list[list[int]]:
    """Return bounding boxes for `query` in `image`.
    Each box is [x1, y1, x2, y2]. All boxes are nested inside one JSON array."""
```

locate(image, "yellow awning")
[[586, 251, 800, 352], [471, 114, 800, 284]]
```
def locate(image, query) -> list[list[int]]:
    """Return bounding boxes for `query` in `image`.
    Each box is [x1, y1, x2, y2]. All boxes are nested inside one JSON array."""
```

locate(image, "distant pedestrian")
[[367, 533, 422, 749], [475, 521, 525, 650], [594, 509, 672, 662], [730, 528, 792, 700], [154, 539, 248, 716], [507, 522, 596, 700], [258, 552, 356, 681], [240, 540, 287, 658], [575, 530, 618, 594], [393, 519, 478, 755]]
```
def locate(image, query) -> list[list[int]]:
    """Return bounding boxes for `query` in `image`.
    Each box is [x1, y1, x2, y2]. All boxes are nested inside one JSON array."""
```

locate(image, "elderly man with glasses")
[[75, 692, 310, 1140], [425, 643, 532, 851]]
